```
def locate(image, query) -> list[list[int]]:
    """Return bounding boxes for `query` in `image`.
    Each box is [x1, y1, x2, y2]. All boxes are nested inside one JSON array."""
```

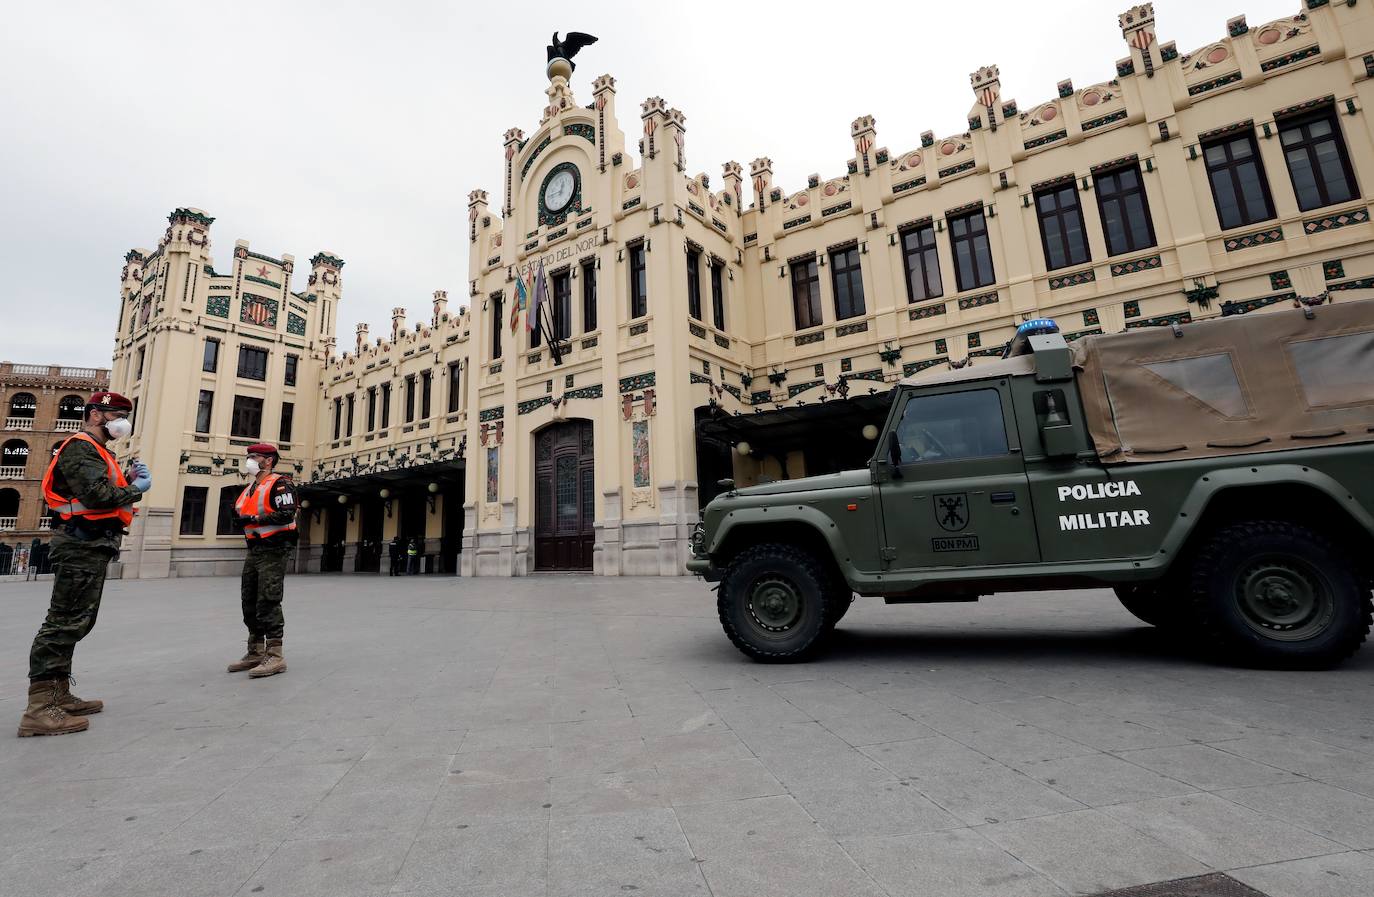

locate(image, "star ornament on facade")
[[257, 265, 270, 277]]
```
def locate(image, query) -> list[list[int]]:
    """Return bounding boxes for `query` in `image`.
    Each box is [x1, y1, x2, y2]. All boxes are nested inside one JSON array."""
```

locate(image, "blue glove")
[[132, 469, 152, 493], [132, 460, 149, 479]]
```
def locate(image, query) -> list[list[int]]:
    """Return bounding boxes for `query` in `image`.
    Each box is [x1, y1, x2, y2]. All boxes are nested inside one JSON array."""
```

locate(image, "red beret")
[[246, 443, 279, 458], [88, 391, 134, 411]]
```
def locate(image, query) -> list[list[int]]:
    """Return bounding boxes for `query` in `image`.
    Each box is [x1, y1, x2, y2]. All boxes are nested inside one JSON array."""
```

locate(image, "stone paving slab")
[[2, 573, 1372, 897]]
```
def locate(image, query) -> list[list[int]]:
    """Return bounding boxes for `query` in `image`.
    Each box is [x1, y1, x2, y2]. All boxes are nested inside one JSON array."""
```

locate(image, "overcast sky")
[[1, 0, 1294, 368]]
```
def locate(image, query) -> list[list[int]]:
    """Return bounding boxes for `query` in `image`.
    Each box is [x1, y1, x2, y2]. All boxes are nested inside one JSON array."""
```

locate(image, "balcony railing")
[[10, 364, 48, 375], [53, 419, 81, 432], [0, 517, 16, 532], [38, 517, 51, 531], [0, 466, 25, 479], [5, 417, 34, 431], [59, 367, 99, 378]]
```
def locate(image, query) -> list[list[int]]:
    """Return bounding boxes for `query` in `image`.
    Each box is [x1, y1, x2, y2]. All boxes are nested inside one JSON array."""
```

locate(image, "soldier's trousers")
[[29, 539, 115, 681], [241, 543, 290, 639]]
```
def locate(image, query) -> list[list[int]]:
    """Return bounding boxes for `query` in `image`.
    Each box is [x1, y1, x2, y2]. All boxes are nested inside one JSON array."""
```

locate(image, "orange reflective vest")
[[41, 432, 135, 527], [235, 473, 298, 540]]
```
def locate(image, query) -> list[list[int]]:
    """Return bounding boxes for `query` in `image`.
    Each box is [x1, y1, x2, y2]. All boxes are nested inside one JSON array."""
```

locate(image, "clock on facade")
[[543, 166, 578, 213]]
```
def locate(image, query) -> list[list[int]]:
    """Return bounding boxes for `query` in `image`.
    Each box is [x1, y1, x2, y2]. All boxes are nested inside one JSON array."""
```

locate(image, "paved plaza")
[[0, 574, 1372, 897]]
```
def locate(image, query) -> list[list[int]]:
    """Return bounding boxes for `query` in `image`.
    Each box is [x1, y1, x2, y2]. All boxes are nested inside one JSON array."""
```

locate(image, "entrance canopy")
[[297, 457, 466, 504], [697, 392, 893, 477]]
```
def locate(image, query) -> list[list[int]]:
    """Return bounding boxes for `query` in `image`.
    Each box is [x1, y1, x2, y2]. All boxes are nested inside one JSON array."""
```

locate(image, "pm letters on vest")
[[1056, 480, 1151, 531]]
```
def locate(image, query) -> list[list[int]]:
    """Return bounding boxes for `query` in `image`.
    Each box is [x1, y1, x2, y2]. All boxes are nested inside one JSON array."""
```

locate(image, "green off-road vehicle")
[[687, 299, 1374, 668]]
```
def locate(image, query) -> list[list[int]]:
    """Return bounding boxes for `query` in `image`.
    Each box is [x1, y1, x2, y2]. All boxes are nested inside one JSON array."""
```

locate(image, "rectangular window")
[[405, 375, 416, 423], [367, 387, 377, 430], [216, 485, 244, 536], [491, 294, 503, 360], [710, 260, 725, 330], [790, 256, 822, 330], [280, 401, 294, 443], [179, 486, 208, 536], [1035, 182, 1092, 271], [237, 345, 268, 381], [447, 363, 461, 413], [1094, 163, 1156, 256], [686, 247, 702, 320], [552, 270, 572, 341], [1280, 107, 1359, 212], [231, 395, 263, 439], [1203, 131, 1275, 230], [135, 346, 145, 380], [949, 209, 996, 291], [380, 383, 391, 429], [284, 354, 298, 387], [202, 339, 219, 373], [901, 223, 943, 303], [581, 259, 597, 332], [629, 243, 647, 318], [195, 389, 214, 434], [829, 245, 866, 320], [895, 389, 1009, 463], [345, 394, 355, 437], [332, 397, 341, 440], [420, 370, 432, 419], [131, 397, 139, 434]]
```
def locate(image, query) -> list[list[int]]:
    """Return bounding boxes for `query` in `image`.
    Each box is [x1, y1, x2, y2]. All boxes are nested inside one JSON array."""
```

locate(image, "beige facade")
[[112, 0, 1374, 577]]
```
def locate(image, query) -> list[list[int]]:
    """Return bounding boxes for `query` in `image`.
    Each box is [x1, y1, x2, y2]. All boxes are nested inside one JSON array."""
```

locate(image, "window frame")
[[710, 259, 725, 330], [581, 259, 597, 332], [404, 375, 416, 423], [1094, 162, 1157, 257], [202, 338, 219, 373], [279, 400, 294, 443], [1034, 181, 1093, 271], [628, 242, 648, 319], [900, 222, 943, 304], [236, 345, 269, 381], [179, 485, 208, 536], [491, 293, 504, 360], [195, 389, 214, 434], [1278, 105, 1360, 212], [829, 244, 866, 320], [367, 387, 377, 431], [447, 362, 461, 414], [789, 256, 823, 331], [686, 247, 702, 320], [380, 382, 391, 429], [345, 394, 355, 437], [284, 354, 298, 387], [888, 386, 1015, 468], [948, 208, 996, 292], [551, 269, 572, 341], [420, 370, 432, 419], [1202, 130, 1276, 230], [231, 395, 263, 439], [216, 485, 245, 536]]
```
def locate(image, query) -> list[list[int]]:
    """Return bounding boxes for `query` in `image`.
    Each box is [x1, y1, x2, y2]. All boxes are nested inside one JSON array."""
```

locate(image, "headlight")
[[690, 522, 706, 556]]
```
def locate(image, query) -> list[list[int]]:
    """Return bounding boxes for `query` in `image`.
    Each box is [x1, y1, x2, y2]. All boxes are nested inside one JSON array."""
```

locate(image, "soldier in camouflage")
[[227, 443, 297, 677], [18, 391, 150, 737]]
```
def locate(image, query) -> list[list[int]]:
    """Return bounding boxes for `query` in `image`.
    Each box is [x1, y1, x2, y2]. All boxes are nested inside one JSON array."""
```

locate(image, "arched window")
[[57, 395, 84, 420], [6, 393, 37, 429], [50, 441, 65, 458], [0, 487, 19, 528], [1, 439, 29, 475]]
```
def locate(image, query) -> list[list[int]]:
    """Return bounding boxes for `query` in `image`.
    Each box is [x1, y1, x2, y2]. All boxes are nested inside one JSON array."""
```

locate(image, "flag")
[[511, 275, 526, 333], [527, 259, 547, 332]]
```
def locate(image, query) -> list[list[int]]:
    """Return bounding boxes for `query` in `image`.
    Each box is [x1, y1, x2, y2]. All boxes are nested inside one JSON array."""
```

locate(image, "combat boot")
[[55, 676, 103, 715], [17, 680, 89, 737], [227, 637, 266, 673], [248, 639, 286, 678]]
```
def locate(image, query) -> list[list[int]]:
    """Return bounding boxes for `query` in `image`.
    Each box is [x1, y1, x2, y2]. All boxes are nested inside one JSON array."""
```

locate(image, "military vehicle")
[[687, 299, 1374, 668]]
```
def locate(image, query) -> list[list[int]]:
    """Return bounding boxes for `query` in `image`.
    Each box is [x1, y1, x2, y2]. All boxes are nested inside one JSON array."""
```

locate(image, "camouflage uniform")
[[29, 440, 142, 681], [240, 477, 297, 640]]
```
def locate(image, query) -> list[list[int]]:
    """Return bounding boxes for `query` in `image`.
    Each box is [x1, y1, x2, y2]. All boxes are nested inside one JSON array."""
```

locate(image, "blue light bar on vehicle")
[[1004, 318, 1061, 358]]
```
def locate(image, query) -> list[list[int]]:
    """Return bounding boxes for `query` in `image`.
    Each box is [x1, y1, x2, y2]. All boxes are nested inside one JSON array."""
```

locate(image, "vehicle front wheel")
[[1113, 583, 1186, 629], [1188, 520, 1372, 669], [718, 544, 835, 662]]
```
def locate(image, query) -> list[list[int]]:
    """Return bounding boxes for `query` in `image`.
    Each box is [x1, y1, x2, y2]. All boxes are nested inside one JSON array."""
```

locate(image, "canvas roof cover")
[[1071, 298, 1374, 463]]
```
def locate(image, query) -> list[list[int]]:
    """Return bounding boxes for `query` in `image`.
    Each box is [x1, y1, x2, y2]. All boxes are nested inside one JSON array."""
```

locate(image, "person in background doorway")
[[389, 535, 403, 576], [407, 537, 420, 575]]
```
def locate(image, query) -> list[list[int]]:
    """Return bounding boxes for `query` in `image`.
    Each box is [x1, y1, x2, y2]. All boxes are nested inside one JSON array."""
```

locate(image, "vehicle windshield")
[[892, 388, 1009, 464]]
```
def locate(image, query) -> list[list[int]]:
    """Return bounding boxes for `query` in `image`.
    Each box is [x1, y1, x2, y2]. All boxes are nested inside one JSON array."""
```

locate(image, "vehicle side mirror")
[[887, 431, 904, 478]]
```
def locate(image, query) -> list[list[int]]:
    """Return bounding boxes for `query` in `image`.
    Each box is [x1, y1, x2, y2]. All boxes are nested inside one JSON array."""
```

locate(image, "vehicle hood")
[[731, 468, 871, 498]]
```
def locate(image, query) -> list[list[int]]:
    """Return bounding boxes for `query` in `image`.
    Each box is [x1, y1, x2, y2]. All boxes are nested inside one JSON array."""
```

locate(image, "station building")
[[108, 1, 1374, 578]]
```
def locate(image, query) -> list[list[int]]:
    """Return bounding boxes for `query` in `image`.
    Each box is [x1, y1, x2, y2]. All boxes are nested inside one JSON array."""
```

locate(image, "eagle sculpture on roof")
[[547, 32, 598, 71]]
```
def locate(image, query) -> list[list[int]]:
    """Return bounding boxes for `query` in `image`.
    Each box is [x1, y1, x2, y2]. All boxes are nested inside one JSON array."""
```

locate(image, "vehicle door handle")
[[991, 491, 1016, 504]]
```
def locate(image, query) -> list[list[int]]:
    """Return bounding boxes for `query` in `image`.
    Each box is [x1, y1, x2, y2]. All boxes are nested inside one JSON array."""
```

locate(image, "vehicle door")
[[876, 382, 1040, 569]]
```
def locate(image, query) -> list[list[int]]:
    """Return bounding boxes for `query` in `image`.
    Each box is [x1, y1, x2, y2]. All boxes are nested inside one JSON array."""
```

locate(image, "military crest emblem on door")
[[934, 493, 969, 532]]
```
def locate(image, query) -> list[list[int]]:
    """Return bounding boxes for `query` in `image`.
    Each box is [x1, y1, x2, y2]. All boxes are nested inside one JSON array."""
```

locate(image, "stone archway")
[[533, 419, 594, 571]]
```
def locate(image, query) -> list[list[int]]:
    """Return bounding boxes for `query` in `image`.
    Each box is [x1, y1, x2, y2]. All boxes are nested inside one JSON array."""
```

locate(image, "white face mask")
[[103, 417, 132, 440], [245, 458, 261, 476]]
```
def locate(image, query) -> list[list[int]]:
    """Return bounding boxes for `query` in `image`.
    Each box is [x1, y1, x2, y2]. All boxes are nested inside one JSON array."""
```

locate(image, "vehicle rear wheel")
[[718, 544, 835, 662], [1188, 520, 1372, 669], [1113, 583, 1186, 629]]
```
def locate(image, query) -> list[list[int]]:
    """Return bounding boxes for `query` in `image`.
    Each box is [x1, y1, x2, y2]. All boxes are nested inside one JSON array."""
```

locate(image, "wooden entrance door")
[[534, 421, 594, 571]]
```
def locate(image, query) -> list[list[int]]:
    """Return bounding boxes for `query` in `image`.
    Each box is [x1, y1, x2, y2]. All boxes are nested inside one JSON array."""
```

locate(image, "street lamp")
[[426, 481, 439, 513]]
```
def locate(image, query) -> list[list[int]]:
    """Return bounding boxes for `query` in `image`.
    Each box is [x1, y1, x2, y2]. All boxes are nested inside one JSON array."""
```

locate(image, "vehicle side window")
[[895, 389, 1009, 463]]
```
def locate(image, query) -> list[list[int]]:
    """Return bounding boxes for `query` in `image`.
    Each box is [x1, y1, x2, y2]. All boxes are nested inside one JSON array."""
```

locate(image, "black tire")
[[1113, 583, 1186, 629], [718, 543, 836, 662], [1188, 520, 1372, 669]]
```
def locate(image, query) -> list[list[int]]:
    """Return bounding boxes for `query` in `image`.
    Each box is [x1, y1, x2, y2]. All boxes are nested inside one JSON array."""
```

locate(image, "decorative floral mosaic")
[[565, 385, 603, 401], [836, 321, 869, 337], [822, 202, 853, 218], [1082, 109, 1128, 131], [1049, 269, 1097, 290], [517, 396, 553, 415], [1126, 311, 1193, 330], [1323, 259, 1345, 280], [479, 406, 505, 422], [1261, 45, 1321, 72], [486, 447, 499, 502], [787, 380, 824, 399], [244, 274, 281, 290], [957, 291, 999, 310], [1327, 276, 1374, 291], [631, 420, 651, 488], [286, 312, 307, 336], [1083, 308, 1101, 326], [844, 369, 885, 382], [1024, 131, 1068, 151], [520, 135, 553, 179], [1116, 60, 1135, 77], [1124, 299, 1141, 318], [893, 177, 926, 195], [206, 294, 230, 318], [903, 358, 946, 376], [619, 372, 655, 393], [938, 160, 976, 179], [563, 123, 595, 144], [750, 390, 773, 405], [795, 331, 825, 346], [1188, 72, 1243, 96], [1304, 208, 1369, 234], [908, 302, 948, 321], [1222, 293, 1293, 316], [967, 332, 982, 349], [1269, 270, 1293, 290], [1224, 227, 1284, 251], [628, 322, 649, 337], [713, 334, 730, 349], [783, 215, 811, 231], [689, 322, 707, 339], [1110, 254, 1162, 276]]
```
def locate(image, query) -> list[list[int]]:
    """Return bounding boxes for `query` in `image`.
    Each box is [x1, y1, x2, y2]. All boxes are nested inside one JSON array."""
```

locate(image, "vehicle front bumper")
[[685, 556, 721, 581]]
